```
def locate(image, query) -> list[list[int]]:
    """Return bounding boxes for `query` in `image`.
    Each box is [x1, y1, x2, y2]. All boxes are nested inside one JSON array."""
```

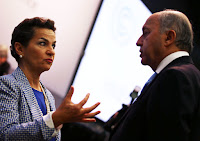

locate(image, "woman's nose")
[[46, 46, 55, 56]]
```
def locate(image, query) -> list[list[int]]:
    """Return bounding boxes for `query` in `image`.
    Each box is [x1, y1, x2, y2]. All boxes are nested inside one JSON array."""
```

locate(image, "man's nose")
[[136, 36, 143, 47]]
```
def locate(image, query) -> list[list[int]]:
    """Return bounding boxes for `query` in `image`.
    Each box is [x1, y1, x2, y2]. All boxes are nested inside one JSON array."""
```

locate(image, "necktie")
[[145, 72, 157, 86], [131, 72, 157, 104], [142, 72, 157, 91]]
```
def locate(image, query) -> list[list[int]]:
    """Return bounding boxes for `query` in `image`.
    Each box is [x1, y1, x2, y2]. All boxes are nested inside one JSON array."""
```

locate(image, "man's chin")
[[141, 60, 149, 66], [141, 59, 145, 65]]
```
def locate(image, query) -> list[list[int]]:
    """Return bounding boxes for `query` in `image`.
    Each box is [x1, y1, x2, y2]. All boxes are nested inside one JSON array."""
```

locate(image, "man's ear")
[[164, 30, 176, 47], [14, 42, 24, 56]]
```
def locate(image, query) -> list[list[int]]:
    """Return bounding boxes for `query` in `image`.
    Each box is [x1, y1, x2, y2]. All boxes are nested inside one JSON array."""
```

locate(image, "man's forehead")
[[143, 14, 160, 28]]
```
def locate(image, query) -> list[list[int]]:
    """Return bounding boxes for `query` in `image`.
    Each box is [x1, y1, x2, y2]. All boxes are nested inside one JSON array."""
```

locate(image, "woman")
[[0, 17, 100, 141]]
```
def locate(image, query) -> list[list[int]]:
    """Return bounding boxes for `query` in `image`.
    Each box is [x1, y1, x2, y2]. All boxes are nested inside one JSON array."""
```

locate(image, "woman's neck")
[[19, 64, 42, 91]]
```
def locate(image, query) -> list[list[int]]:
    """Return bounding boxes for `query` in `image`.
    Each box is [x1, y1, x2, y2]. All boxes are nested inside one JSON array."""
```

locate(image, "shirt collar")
[[155, 51, 189, 74]]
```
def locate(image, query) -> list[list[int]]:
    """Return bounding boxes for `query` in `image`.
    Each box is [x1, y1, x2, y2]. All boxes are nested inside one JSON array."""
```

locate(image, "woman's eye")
[[39, 42, 46, 46], [52, 44, 56, 49]]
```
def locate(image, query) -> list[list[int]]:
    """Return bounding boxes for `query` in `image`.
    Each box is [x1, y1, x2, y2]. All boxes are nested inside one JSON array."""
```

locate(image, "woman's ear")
[[14, 42, 24, 56], [164, 30, 176, 47]]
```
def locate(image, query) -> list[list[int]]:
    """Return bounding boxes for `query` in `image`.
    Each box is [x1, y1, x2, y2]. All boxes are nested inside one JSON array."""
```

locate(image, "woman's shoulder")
[[0, 74, 16, 83], [0, 67, 25, 84], [0, 72, 21, 94]]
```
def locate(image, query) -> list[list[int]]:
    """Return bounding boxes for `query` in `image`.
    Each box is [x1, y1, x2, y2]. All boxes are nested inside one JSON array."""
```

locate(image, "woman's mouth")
[[45, 59, 53, 63]]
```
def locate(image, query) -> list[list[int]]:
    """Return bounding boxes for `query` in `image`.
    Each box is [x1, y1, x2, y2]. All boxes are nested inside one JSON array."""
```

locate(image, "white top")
[[43, 111, 63, 137]]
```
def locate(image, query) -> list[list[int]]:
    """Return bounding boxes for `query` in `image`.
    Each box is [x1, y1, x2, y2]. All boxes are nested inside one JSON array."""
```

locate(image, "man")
[[110, 9, 200, 141]]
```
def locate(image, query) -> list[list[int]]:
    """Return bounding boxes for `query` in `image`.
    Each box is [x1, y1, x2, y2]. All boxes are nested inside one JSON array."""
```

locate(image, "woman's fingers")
[[79, 110, 101, 122], [78, 93, 90, 107], [84, 111, 101, 118], [65, 86, 74, 101], [83, 102, 101, 114], [80, 118, 97, 122]]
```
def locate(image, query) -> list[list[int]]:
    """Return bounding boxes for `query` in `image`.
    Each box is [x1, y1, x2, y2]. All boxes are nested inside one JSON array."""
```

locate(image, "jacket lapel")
[[12, 67, 43, 120], [138, 73, 158, 99]]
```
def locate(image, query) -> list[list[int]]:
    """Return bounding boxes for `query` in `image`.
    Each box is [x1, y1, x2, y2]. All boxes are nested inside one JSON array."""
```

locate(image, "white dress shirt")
[[155, 51, 189, 74]]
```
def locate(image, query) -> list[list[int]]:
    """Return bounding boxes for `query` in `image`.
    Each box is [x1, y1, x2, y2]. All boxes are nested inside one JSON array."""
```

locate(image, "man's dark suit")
[[110, 56, 200, 141]]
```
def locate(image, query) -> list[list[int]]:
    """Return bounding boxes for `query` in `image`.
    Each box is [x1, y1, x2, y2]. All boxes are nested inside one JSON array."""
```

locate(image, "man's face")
[[136, 14, 165, 71]]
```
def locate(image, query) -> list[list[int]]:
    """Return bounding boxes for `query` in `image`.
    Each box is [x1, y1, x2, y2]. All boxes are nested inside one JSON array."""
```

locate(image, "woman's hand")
[[52, 86, 100, 128]]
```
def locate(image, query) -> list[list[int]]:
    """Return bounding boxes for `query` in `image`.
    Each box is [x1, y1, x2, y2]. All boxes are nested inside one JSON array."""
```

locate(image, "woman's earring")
[[19, 55, 22, 58]]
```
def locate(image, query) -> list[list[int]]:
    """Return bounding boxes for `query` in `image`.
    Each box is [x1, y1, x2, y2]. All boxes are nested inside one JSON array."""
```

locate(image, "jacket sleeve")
[[0, 75, 55, 141]]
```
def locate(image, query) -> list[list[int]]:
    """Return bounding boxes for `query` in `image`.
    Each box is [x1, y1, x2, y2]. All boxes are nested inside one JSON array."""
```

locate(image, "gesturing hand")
[[52, 86, 101, 128]]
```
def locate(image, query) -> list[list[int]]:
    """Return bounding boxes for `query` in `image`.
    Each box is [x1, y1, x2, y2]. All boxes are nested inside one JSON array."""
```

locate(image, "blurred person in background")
[[0, 44, 10, 76]]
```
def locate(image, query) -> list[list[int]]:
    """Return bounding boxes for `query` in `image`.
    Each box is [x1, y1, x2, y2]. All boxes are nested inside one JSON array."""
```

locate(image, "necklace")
[[40, 83, 51, 115]]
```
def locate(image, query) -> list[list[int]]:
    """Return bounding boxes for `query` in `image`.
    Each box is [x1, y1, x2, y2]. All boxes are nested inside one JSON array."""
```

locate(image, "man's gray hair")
[[158, 9, 193, 53]]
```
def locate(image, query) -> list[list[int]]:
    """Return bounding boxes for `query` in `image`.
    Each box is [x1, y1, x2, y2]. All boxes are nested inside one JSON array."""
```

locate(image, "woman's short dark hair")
[[10, 17, 56, 62]]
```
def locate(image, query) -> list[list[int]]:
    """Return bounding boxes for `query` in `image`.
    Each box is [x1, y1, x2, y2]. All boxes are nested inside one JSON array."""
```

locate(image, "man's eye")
[[143, 31, 149, 37]]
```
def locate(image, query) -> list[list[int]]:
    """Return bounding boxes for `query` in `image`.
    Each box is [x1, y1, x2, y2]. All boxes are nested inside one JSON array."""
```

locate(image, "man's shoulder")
[[158, 62, 200, 86]]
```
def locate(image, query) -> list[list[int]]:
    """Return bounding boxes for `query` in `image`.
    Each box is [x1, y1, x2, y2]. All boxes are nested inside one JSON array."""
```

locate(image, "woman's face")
[[20, 28, 56, 74]]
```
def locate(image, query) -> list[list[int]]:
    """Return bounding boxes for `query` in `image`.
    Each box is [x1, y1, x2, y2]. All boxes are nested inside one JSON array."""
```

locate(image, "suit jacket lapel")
[[138, 74, 158, 99], [12, 67, 43, 120], [111, 72, 159, 134]]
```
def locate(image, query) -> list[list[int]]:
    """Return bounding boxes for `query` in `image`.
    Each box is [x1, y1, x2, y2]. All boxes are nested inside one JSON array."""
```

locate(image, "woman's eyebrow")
[[39, 37, 48, 42], [39, 37, 56, 44]]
